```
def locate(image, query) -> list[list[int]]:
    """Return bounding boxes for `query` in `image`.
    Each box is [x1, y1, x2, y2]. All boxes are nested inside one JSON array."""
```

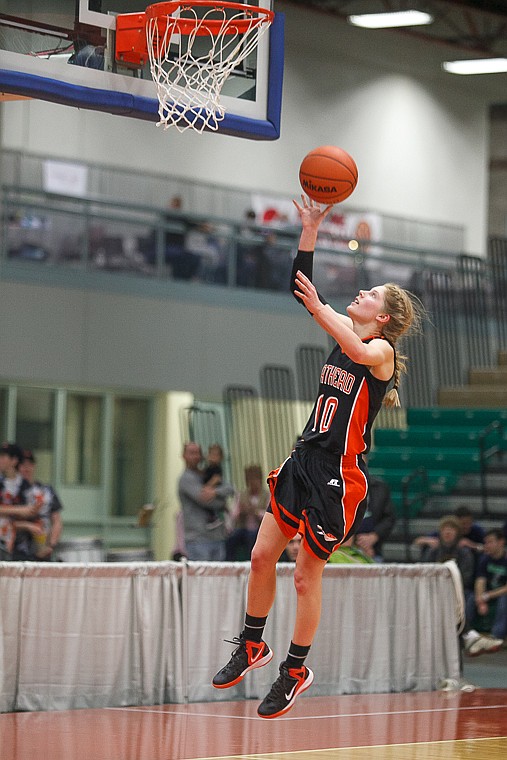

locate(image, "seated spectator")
[[226, 464, 268, 561], [424, 516, 475, 595], [414, 506, 485, 557], [354, 474, 396, 562], [421, 515, 500, 659], [454, 505, 485, 553], [464, 528, 507, 653], [412, 528, 440, 559], [279, 533, 302, 563], [17, 450, 63, 560]]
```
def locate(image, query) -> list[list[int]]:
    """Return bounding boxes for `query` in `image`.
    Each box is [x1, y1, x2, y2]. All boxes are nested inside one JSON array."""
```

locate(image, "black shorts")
[[267, 444, 369, 561]]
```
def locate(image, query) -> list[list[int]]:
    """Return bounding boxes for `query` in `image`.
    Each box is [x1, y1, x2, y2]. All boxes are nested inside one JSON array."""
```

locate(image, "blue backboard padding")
[[0, 14, 284, 140]]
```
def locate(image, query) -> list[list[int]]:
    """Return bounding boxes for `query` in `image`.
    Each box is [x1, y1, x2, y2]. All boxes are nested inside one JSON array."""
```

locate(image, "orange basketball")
[[299, 145, 358, 204]]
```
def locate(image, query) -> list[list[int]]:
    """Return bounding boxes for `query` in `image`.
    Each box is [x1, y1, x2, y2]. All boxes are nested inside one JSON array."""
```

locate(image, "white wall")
[[0, 280, 323, 396], [2, 3, 504, 255]]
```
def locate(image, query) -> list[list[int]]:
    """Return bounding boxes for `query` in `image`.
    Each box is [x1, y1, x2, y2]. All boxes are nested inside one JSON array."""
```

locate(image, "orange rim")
[[146, 1, 274, 35]]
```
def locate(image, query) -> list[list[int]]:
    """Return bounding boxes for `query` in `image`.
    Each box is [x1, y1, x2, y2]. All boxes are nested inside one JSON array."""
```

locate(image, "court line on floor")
[[188, 735, 507, 760], [105, 702, 507, 722]]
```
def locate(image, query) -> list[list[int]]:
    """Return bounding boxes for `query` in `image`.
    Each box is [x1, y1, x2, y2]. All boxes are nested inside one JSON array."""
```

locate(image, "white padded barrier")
[[0, 561, 460, 712]]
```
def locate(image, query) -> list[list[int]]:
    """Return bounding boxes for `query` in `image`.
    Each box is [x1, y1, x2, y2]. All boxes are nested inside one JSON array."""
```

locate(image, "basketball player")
[[212, 196, 422, 718]]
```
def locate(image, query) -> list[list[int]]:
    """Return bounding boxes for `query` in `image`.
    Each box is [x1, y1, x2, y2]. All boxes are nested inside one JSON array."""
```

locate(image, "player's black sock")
[[285, 641, 311, 669], [243, 614, 267, 643]]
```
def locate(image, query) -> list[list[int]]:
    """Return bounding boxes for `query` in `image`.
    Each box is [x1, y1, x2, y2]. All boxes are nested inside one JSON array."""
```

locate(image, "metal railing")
[[401, 468, 429, 562], [479, 420, 505, 515]]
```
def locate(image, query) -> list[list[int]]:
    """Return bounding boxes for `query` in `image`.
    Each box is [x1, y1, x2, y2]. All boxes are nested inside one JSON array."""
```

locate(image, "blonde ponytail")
[[380, 284, 424, 407], [383, 359, 403, 408]]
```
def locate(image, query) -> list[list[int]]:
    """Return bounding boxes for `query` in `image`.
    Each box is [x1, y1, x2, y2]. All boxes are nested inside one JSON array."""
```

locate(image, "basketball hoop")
[[141, 1, 274, 133]]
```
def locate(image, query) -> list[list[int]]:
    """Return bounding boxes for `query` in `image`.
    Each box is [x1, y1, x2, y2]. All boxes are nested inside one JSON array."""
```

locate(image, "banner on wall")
[[250, 194, 382, 254], [43, 160, 88, 197]]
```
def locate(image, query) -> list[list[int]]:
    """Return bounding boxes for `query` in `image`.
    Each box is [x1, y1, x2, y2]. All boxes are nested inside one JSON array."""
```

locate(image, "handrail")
[[401, 467, 429, 562], [478, 420, 505, 515], [1, 184, 464, 270]]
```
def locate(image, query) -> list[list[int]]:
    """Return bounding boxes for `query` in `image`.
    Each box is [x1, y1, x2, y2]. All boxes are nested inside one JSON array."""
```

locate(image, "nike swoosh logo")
[[285, 683, 297, 701], [250, 648, 265, 663]]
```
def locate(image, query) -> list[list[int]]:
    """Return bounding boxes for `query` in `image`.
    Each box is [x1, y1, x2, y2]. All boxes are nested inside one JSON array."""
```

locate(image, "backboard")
[[0, 0, 283, 139]]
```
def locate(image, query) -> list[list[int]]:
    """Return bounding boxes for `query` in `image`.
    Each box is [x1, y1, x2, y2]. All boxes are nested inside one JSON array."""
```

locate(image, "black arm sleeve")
[[290, 249, 328, 310]]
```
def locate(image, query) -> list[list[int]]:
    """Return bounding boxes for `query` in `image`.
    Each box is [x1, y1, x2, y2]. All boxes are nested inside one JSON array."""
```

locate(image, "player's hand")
[[293, 195, 333, 230], [294, 270, 323, 315]]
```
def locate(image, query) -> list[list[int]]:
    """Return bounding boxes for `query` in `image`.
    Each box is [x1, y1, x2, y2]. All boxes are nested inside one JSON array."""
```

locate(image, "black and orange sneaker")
[[257, 662, 314, 718], [212, 633, 273, 689]]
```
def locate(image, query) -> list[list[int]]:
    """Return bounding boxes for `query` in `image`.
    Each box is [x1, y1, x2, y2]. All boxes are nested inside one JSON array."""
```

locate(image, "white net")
[[146, 2, 273, 133]]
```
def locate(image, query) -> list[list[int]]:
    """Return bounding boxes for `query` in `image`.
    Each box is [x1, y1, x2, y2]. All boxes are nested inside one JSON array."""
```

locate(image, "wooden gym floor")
[[1, 687, 506, 760]]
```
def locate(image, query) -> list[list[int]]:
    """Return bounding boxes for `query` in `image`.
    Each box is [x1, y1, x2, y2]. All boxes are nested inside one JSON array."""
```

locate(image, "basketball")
[[299, 145, 358, 204]]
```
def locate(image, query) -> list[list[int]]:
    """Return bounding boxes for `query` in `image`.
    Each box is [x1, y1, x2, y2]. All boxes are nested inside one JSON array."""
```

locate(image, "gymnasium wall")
[[0, 279, 323, 397], [0, 2, 502, 255]]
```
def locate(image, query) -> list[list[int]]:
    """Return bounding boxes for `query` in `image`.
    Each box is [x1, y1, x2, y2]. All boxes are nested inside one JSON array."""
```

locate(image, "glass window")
[[15, 387, 55, 483], [65, 394, 102, 485], [111, 397, 150, 516]]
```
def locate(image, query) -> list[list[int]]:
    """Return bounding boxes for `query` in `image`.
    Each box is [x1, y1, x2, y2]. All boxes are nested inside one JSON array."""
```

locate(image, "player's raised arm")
[[291, 196, 353, 328], [290, 196, 332, 308], [294, 272, 393, 373]]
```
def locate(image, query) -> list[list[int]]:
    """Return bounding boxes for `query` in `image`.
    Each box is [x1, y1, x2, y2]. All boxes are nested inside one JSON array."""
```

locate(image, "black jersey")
[[300, 339, 390, 455], [291, 247, 393, 455]]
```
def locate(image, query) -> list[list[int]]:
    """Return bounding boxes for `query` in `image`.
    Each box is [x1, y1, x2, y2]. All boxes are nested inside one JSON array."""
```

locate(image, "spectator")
[[424, 516, 475, 594], [454, 505, 485, 553], [164, 196, 199, 279], [202, 443, 227, 528], [226, 464, 268, 561], [68, 44, 105, 70], [263, 231, 292, 291], [184, 220, 228, 283], [354, 473, 396, 562], [464, 528, 507, 651], [236, 209, 268, 289], [202, 443, 225, 488], [421, 515, 498, 660], [412, 527, 440, 559], [178, 442, 234, 561], [279, 533, 302, 563], [17, 450, 63, 560], [0, 442, 35, 560], [414, 506, 485, 568], [145, 195, 193, 278]]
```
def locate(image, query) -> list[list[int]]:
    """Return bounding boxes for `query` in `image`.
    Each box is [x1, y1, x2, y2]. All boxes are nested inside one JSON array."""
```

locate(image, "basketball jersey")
[[300, 338, 391, 455]]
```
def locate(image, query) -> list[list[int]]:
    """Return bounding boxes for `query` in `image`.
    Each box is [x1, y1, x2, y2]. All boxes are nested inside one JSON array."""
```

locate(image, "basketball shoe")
[[212, 633, 273, 688], [257, 662, 314, 719], [465, 633, 503, 656]]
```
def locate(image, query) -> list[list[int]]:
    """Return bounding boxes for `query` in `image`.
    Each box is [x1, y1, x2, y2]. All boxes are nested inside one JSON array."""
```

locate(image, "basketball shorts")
[[267, 444, 369, 561]]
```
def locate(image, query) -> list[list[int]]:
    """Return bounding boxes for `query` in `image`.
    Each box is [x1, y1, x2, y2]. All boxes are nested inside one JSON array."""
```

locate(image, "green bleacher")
[[406, 408, 507, 427], [369, 408, 507, 517]]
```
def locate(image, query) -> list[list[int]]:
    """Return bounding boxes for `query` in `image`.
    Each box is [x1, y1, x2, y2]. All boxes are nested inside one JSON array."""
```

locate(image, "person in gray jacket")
[[178, 441, 234, 561]]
